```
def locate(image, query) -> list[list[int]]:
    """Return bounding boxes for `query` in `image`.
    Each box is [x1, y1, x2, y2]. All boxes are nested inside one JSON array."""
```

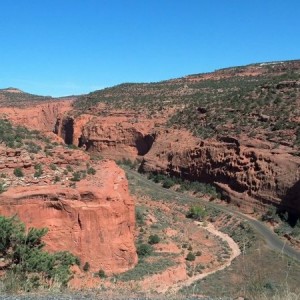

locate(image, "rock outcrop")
[[141, 129, 300, 214], [0, 100, 73, 133], [59, 113, 156, 159], [0, 160, 138, 274]]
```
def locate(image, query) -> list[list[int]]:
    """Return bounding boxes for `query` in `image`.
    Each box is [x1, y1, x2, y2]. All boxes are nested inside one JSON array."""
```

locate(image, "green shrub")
[[162, 178, 175, 189], [33, 164, 43, 178], [137, 243, 153, 257], [96, 269, 106, 278], [186, 252, 196, 261], [135, 207, 145, 225], [0, 216, 78, 291], [148, 234, 160, 245], [87, 167, 96, 175], [186, 205, 207, 221], [13, 168, 24, 178], [261, 206, 279, 222], [66, 165, 73, 172], [25, 141, 41, 153], [70, 171, 81, 182], [0, 181, 6, 193]]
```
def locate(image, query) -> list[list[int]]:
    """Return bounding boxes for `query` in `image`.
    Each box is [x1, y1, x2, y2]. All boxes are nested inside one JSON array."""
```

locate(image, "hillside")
[[73, 60, 300, 148], [0, 59, 300, 297], [0, 87, 77, 108]]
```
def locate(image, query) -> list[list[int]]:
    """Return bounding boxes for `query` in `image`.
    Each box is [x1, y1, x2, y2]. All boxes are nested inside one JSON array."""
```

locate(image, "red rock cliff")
[[0, 160, 138, 274], [141, 129, 300, 214]]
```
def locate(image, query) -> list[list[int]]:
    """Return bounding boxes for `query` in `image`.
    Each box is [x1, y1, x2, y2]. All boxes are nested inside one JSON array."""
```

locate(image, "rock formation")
[[0, 100, 73, 133], [141, 129, 300, 214], [58, 112, 156, 160], [0, 148, 138, 274]]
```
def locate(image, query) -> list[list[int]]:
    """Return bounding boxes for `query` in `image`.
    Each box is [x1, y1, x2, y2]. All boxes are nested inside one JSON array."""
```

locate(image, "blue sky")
[[0, 0, 299, 97]]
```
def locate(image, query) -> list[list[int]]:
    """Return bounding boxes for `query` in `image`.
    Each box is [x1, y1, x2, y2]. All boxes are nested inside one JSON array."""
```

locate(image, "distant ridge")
[[0, 87, 24, 94]]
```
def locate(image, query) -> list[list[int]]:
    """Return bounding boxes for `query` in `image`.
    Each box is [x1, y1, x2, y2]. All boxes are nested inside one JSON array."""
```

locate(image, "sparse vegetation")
[[73, 61, 300, 148], [0, 181, 6, 193], [0, 215, 79, 292]]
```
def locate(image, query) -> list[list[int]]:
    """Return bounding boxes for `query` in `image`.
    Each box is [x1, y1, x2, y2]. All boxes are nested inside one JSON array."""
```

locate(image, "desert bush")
[[34, 164, 43, 178], [261, 206, 279, 222], [25, 141, 41, 154], [186, 252, 196, 261], [162, 177, 175, 189], [96, 269, 106, 278], [13, 168, 24, 178], [137, 243, 153, 257], [87, 167, 96, 175], [135, 207, 145, 225], [186, 205, 207, 221], [0, 216, 78, 292], [54, 175, 60, 183], [148, 234, 160, 245], [0, 181, 6, 193], [66, 165, 73, 172], [70, 171, 81, 182]]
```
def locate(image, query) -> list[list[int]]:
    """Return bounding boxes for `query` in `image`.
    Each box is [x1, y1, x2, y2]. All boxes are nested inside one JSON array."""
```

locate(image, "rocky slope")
[[1, 60, 300, 216], [0, 123, 137, 274], [62, 60, 299, 215]]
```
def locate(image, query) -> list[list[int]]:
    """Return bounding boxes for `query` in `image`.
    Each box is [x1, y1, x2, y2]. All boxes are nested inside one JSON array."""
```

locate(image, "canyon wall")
[[1, 99, 299, 215], [0, 100, 73, 134], [0, 159, 138, 274], [59, 113, 156, 159], [141, 129, 300, 214]]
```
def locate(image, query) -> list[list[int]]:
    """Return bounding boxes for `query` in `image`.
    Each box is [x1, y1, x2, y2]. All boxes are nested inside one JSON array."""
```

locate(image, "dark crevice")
[[61, 117, 74, 145], [77, 214, 82, 230], [136, 134, 156, 156]]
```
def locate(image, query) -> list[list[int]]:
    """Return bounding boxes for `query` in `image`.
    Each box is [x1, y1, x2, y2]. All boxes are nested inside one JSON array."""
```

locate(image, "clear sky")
[[0, 0, 299, 97]]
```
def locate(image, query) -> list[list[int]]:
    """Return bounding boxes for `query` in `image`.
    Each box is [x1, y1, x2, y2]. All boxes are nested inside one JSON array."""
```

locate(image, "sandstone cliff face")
[[0, 160, 137, 274], [0, 100, 72, 133], [60, 113, 156, 159], [141, 130, 300, 214]]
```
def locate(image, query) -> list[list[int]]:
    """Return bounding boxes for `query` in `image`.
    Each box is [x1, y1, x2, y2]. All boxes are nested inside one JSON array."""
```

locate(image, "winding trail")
[[127, 168, 300, 262], [165, 222, 241, 294]]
